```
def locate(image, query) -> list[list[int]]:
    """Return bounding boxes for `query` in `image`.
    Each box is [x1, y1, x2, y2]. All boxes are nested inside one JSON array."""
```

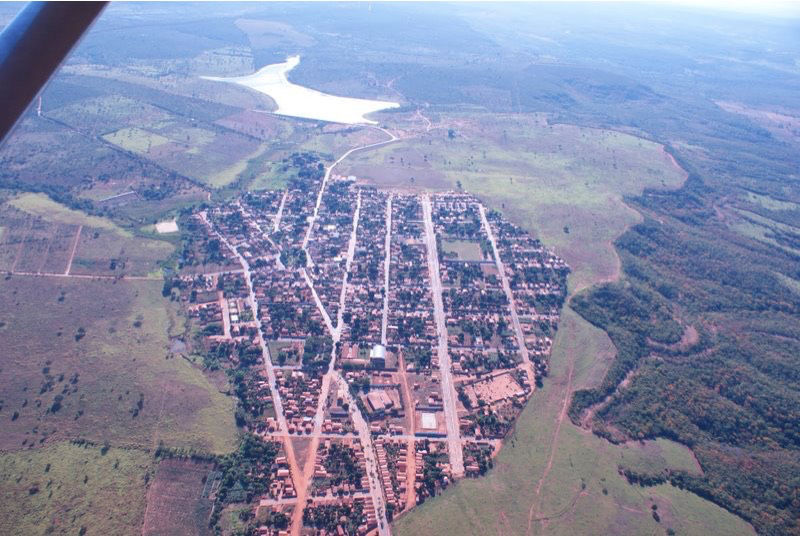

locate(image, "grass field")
[[4, 194, 176, 277], [10, 193, 124, 233], [298, 124, 390, 159], [70, 226, 174, 277], [102, 118, 264, 189], [0, 276, 237, 455], [103, 127, 172, 153], [0, 441, 151, 536], [50, 95, 173, 137], [206, 143, 269, 188], [442, 239, 484, 262], [142, 458, 214, 536]]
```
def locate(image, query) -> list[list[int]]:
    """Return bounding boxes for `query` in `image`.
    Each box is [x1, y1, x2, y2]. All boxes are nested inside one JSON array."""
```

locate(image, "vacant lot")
[[70, 226, 173, 277], [441, 239, 484, 262], [0, 441, 151, 536], [3, 194, 175, 278], [0, 276, 237, 454], [142, 458, 215, 536]]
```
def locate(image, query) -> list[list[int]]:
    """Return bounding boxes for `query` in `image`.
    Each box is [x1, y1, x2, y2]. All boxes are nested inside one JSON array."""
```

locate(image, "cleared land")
[[10, 193, 122, 232], [142, 458, 215, 536], [441, 239, 484, 262], [0, 275, 237, 454], [4, 194, 174, 277], [0, 441, 151, 536]]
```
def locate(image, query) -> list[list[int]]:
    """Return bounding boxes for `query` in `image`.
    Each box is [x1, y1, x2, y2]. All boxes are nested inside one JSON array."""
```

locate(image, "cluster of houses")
[[177, 168, 569, 534], [322, 384, 356, 435], [414, 440, 452, 502], [341, 187, 388, 345], [306, 178, 358, 320], [374, 438, 409, 514], [311, 439, 370, 498], [386, 195, 438, 372], [274, 369, 322, 435], [262, 452, 297, 502], [486, 209, 570, 376], [432, 195, 525, 377]]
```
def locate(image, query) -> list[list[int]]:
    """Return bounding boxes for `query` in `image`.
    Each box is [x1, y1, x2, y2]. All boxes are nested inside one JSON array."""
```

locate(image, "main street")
[[421, 194, 465, 478]]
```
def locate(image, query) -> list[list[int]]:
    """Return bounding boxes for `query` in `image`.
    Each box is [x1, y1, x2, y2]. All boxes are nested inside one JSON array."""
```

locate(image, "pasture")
[[0, 441, 151, 536], [2, 195, 174, 278], [0, 275, 237, 455], [142, 458, 215, 536], [103, 119, 265, 189]]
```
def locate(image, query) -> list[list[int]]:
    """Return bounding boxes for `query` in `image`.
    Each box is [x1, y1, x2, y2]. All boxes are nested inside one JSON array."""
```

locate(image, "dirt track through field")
[[526, 354, 575, 535], [65, 225, 82, 275]]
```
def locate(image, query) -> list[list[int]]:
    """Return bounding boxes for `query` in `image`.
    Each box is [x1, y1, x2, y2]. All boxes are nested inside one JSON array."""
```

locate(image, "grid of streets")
[[176, 166, 568, 536]]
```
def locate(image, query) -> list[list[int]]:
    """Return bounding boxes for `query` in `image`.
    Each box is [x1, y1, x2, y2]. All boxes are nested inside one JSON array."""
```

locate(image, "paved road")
[[333, 372, 391, 536], [421, 195, 465, 478], [478, 205, 536, 385], [381, 195, 393, 346]]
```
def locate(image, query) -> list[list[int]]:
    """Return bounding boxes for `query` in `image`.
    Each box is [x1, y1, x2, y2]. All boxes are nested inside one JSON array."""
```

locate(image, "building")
[[370, 344, 386, 369]]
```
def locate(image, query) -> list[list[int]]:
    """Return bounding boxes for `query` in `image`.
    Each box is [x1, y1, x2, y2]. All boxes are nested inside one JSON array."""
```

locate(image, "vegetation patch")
[[0, 441, 151, 536], [441, 239, 484, 262], [0, 276, 237, 454]]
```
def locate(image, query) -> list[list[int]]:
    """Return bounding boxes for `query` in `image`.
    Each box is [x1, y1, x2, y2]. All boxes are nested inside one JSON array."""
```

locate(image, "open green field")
[[10, 193, 124, 233], [142, 458, 215, 536], [50, 95, 173, 137], [0, 441, 151, 536], [103, 127, 172, 153], [341, 113, 687, 292], [70, 226, 174, 278], [0, 276, 237, 455], [297, 124, 390, 160], [442, 239, 484, 262], [5, 194, 176, 277], [206, 143, 269, 188], [103, 119, 264, 189]]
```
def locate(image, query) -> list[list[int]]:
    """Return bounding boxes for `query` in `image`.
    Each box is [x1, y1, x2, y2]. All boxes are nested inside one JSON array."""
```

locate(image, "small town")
[[165, 153, 569, 536]]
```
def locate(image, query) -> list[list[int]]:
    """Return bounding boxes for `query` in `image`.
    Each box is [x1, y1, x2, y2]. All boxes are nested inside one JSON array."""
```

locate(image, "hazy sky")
[[487, 0, 800, 18], [668, 0, 800, 16]]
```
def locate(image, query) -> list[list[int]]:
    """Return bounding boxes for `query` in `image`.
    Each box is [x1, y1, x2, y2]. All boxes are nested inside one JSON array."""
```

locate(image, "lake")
[[202, 55, 399, 125]]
